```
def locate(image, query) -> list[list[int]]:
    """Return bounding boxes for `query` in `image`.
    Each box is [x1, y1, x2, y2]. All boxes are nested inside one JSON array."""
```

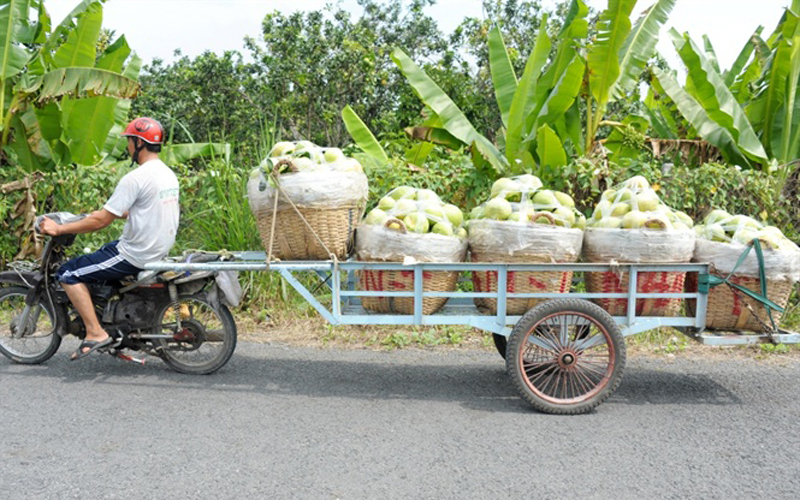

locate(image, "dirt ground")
[[235, 313, 800, 363]]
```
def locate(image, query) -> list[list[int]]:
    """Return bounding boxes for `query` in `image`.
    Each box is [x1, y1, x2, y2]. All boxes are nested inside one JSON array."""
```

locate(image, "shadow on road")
[[0, 346, 743, 412]]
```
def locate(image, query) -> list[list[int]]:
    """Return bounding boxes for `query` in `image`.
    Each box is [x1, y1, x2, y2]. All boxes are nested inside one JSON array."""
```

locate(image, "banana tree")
[[651, 1, 800, 171], [389, 0, 674, 180]]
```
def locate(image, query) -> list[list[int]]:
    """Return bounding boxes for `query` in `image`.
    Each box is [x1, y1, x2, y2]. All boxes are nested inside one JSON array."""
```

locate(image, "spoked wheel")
[[506, 299, 625, 415], [154, 295, 237, 375], [0, 286, 62, 364]]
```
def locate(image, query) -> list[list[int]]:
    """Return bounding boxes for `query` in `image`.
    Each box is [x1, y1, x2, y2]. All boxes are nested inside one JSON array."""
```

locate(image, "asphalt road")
[[1, 340, 799, 500]]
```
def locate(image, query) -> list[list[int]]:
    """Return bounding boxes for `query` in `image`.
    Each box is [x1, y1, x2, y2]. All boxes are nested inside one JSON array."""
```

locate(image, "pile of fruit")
[[265, 140, 364, 174], [362, 186, 467, 238], [586, 176, 693, 230], [469, 175, 586, 229], [694, 209, 796, 250]]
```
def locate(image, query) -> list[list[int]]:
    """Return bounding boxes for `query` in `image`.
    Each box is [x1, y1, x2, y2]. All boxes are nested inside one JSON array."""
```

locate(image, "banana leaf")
[[161, 143, 231, 166], [44, 0, 103, 56], [97, 35, 131, 72], [587, 0, 636, 106], [0, 0, 32, 125], [5, 113, 45, 172], [653, 67, 752, 167], [747, 10, 800, 150], [724, 27, 763, 87], [404, 142, 435, 165], [672, 30, 768, 164], [703, 35, 721, 74], [19, 67, 139, 101], [611, 0, 675, 101], [771, 32, 800, 162], [488, 26, 517, 128], [52, 1, 102, 68], [536, 124, 567, 170], [505, 18, 550, 165], [533, 55, 584, 129], [61, 95, 117, 165], [0, 0, 31, 81], [341, 104, 388, 163], [103, 54, 142, 158], [404, 126, 464, 150], [391, 47, 507, 173]]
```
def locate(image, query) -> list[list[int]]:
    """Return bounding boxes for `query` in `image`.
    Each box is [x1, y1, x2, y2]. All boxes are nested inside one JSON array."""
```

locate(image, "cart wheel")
[[492, 333, 507, 359], [506, 299, 626, 415]]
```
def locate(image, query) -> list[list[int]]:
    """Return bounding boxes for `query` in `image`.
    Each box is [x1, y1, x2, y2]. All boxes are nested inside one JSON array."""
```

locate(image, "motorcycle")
[[0, 212, 239, 374]]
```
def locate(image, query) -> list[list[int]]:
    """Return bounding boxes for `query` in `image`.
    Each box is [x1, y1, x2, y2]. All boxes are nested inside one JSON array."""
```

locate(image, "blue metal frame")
[[144, 252, 798, 346]]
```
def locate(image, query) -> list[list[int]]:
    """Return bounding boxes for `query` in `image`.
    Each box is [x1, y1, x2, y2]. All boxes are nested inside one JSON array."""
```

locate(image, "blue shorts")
[[56, 240, 143, 285]]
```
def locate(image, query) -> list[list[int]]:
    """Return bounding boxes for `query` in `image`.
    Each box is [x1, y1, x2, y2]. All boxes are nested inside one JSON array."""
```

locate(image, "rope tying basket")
[[247, 160, 368, 261], [687, 238, 799, 332], [468, 217, 583, 316], [355, 222, 467, 315]]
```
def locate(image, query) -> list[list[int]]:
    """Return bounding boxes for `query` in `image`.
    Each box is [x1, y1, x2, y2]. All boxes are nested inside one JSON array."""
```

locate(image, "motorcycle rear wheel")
[[153, 294, 237, 375], [0, 286, 62, 364]]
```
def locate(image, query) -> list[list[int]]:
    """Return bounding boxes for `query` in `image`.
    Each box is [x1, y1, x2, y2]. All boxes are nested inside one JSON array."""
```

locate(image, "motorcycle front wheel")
[[153, 294, 237, 375], [0, 286, 62, 364]]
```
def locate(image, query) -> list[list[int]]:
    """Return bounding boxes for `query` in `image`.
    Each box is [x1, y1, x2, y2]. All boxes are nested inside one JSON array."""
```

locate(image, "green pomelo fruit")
[[517, 174, 543, 191], [269, 141, 295, 157], [554, 191, 575, 208], [621, 210, 648, 229], [365, 208, 387, 225], [490, 178, 520, 198], [405, 212, 430, 233], [601, 189, 617, 202], [322, 148, 344, 163], [593, 199, 612, 220], [389, 186, 416, 200], [634, 190, 659, 212], [703, 209, 731, 226], [553, 207, 576, 227], [394, 199, 418, 216], [431, 221, 454, 236], [531, 190, 558, 208], [484, 197, 513, 220], [416, 189, 440, 203], [610, 202, 631, 217], [456, 227, 468, 239], [596, 217, 623, 229], [575, 214, 587, 230], [443, 204, 463, 227], [378, 196, 396, 211]]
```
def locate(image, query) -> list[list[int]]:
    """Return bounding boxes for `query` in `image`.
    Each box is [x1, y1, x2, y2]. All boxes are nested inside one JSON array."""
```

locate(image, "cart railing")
[[146, 253, 717, 338]]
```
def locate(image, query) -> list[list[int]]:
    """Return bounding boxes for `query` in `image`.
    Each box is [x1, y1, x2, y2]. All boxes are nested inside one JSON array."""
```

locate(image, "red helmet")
[[122, 117, 164, 144]]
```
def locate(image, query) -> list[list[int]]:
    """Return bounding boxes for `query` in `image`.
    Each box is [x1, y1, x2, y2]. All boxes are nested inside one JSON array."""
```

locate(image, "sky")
[[44, 0, 793, 76]]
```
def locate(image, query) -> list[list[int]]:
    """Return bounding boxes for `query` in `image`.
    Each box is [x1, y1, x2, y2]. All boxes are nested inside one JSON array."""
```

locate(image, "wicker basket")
[[358, 267, 460, 315], [685, 273, 794, 331], [254, 205, 363, 260], [471, 252, 573, 315], [586, 269, 686, 317]]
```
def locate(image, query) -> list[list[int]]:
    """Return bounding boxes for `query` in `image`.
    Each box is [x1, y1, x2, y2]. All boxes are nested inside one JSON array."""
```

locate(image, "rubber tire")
[[0, 286, 62, 364], [154, 295, 237, 375], [506, 298, 626, 415], [492, 333, 508, 359]]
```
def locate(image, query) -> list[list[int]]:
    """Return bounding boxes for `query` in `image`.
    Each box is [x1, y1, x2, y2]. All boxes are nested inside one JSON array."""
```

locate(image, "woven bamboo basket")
[[358, 266, 460, 315], [685, 273, 794, 331], [586, 269, 686, 317], [254, 205, 363, 260], [470, 252, 573, 315]]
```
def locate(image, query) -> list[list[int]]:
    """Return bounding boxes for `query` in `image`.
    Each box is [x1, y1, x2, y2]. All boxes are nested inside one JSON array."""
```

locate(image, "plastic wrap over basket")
[[355, 224, 468, 315], [685, 239, 800, 331], [469, 220, 583, 315], [583, 227, 696, 317], [247, 169, 368, 260]]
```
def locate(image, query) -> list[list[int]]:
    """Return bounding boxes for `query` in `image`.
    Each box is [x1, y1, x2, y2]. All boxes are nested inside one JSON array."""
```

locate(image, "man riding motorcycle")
[[38, 117, 180, 360]]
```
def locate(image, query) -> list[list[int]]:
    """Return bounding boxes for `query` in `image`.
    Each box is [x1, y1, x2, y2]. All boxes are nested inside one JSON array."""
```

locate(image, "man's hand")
[[38, 216, 61, 236]]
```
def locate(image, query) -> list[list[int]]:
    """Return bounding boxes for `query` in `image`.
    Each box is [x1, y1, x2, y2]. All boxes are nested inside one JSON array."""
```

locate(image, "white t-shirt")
[[104, 159, 180, 268]]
